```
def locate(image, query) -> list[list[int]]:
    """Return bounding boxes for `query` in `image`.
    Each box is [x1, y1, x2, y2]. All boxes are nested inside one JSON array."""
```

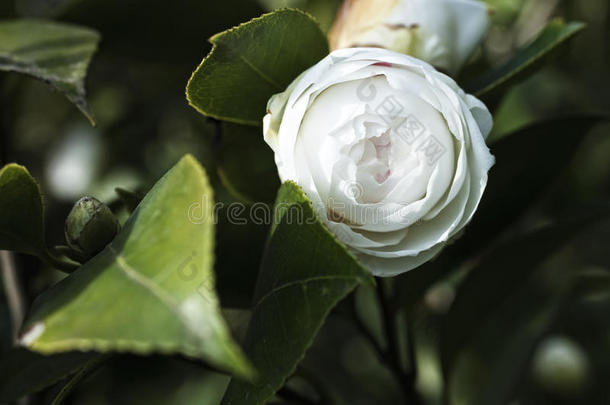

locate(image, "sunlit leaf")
[[19, 155, 253, 378]]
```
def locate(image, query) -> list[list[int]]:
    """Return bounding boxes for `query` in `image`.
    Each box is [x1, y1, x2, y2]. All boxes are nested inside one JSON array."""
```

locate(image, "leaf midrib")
[[108, 246, 210, 345], [253, 275, 362, 311]]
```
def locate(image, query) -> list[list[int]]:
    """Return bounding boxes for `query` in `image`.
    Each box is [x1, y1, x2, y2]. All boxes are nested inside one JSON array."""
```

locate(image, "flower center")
[[297, 74, 455, 217], [364, 131, 392, 184]]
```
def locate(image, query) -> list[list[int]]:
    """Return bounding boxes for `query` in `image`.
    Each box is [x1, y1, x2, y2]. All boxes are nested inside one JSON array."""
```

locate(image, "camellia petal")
[[263, 48, 494, 276], [329, 0, 491, 74]]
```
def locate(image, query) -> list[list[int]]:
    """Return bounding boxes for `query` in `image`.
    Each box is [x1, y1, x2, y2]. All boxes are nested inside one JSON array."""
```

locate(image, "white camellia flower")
[[329, 0, 491, 74], [264, 48, 494, 276]]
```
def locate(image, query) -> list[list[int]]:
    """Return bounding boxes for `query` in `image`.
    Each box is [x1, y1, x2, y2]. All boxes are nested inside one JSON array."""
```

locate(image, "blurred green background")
[[1, 0, 609, 404]]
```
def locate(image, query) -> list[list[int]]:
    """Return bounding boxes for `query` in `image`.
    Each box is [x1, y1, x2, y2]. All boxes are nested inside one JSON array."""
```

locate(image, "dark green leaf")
[[394, 116, 604, 311], [467, 19, 585, 99], [442, 209, 610, 405], [0, 348, 99, 401], [218, 123, 280, 203], [186, 9, 329, 126], [0, 19, 100, 124], [221, 181, 372, 404], [464, 116, 603, 252], [19, 155, 253, 378], [0, 163, 45, 256]]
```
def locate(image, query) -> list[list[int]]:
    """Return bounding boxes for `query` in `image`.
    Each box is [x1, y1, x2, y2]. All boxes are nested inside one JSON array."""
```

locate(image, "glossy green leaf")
[[394, 116, 603, 311], [0, 163, 45, 256], [218, 123, 280, 203], [442, 210, 610, 405], [467, 19, 585, 98], [221, 181, 372, 404], [463, 116, 603, 254], [0, 19, 100, 124], [19, 155, 253, 378], [0, 348, 99, 401], [186, 9, 329, 126]]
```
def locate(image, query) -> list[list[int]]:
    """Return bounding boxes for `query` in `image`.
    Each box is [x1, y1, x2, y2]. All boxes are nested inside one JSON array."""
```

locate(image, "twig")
[[0, 250, 25, 342], [376, 279, 421, 405], [40, 250, 80, 274], [50, 355, 108, 405], [404, 308, 418, 380], [348, 293, 386, 364]]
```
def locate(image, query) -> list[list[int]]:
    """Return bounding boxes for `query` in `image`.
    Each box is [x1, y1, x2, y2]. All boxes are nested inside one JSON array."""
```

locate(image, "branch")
[[348, 293, 386, 364], [376, 279, 422, 405], [1, 250, 26, 342], [40, 249, 80, 274]]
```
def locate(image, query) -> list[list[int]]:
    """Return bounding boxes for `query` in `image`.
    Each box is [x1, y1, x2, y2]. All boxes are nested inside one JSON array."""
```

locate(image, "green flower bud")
[[65, 196, 120, 257]]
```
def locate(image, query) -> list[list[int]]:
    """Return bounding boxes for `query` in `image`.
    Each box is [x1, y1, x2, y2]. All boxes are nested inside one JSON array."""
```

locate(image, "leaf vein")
[[254, 275, 361, 311], [239, 55, 282, 90]]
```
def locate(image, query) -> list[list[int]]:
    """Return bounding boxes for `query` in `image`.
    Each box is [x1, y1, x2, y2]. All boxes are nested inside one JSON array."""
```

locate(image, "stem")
[[376, 279, 422, 405], [50, 355, 108, 405], [0, 250, 25, 342], [404, 309, 418, 381], [348, 294, 386, 364], [40, 249, 80, 273]]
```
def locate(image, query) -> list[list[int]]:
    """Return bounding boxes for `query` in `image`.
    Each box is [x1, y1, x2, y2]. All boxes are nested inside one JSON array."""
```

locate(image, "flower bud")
[[329, 0, 491, 74], [65, 196, 120, 257]]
